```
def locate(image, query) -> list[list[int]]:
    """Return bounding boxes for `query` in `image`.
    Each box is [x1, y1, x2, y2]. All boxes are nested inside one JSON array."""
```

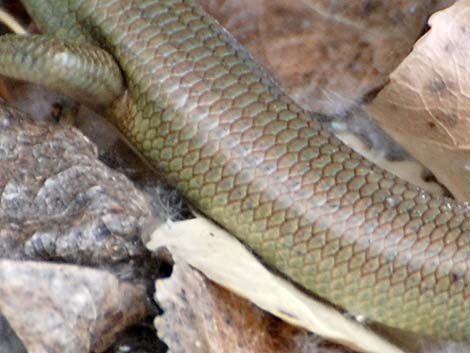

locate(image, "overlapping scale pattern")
[[20, 0, 470, 339]]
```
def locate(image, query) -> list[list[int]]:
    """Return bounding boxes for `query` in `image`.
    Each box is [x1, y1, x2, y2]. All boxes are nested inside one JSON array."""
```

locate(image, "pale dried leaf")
[[366, 1, 470, 200], [0, 260, 149, 353], [147, 216, 404, 353]]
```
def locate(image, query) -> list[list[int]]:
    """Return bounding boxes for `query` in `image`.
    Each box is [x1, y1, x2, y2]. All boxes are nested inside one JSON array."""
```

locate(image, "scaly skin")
[[5, 0, 470, 339]]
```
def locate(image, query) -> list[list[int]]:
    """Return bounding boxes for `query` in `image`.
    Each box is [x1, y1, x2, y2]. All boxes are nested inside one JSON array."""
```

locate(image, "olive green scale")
[[2, 0, 470, 340]]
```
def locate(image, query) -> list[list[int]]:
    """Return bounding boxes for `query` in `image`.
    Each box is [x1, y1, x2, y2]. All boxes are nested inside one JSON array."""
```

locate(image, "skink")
[[1, 0, 469, 340]]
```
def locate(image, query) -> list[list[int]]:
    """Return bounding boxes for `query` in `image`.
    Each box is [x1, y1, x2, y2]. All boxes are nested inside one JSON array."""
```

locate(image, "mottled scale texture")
[[18, 0, 470, 339]]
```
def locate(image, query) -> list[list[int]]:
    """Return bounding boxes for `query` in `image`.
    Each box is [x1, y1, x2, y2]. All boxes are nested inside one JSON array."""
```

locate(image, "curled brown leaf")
[[367, 1, 470, 200]]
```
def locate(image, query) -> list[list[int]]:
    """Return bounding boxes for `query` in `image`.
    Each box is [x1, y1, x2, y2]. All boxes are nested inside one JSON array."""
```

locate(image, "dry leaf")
[[156, 262, 353, 353], [0, 260, 149, 353], [366, 1, 470, 200], [147, 216, 404, 353], [197, 0, 436, 114]]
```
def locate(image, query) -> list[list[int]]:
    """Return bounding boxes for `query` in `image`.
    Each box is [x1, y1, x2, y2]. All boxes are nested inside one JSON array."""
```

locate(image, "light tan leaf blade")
[[147, 216, 404, 353]]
